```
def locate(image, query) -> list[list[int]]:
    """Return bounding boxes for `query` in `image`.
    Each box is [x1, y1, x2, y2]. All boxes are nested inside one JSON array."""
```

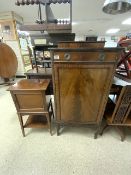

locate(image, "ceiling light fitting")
[[106, 28, 120, 34], [103, 0, 131, 15], [122, 17, 131, 24]]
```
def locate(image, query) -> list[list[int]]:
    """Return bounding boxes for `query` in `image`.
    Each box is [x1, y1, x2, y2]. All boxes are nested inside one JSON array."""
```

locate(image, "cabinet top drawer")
[[50, 48, 123, 62]]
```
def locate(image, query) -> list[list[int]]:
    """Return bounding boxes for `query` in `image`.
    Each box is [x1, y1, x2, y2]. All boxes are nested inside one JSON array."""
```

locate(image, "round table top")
[[0, 43, 18, 78]]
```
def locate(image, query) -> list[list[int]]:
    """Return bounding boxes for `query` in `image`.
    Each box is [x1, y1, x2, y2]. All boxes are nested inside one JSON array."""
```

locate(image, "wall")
[[75, 34, 120, 48]]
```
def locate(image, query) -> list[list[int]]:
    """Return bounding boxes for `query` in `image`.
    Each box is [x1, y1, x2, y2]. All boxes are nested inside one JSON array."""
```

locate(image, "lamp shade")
[[103, 0, 131, 14]]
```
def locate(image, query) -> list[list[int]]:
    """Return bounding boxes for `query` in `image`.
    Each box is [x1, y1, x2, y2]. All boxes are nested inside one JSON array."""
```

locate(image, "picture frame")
[[0, 20, 16, 40]]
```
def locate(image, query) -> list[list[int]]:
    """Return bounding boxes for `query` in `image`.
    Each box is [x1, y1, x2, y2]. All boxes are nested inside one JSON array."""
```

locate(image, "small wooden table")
[[8, 79, 54, 136]]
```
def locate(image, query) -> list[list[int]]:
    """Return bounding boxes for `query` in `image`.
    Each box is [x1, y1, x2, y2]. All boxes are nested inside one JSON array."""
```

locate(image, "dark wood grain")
[[54, 63, 114, 124], [58, 41, 105, 48]]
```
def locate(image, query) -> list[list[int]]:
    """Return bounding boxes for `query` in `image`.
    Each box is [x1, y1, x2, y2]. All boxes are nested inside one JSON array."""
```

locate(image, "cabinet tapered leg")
[[94, 126, 101, 139], [94, 132, 98, 139], [115, 126, 125, 142], [99, 123, 109, 136], [57, 124, 60, 136], [18, 113, 25, 137]]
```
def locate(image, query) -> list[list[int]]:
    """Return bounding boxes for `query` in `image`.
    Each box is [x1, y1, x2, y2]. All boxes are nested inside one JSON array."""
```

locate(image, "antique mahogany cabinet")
[[51, 47, 122, 138]]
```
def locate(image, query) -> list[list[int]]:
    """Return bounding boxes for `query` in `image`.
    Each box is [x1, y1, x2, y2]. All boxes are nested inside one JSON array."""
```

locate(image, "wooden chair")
[[100, 85, 131, 141], [8, 79, 54, 137]]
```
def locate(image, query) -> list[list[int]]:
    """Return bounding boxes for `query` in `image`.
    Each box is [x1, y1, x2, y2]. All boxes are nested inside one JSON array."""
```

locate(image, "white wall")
[[98, 36, 119, 48], [75, 34, 120, 48]]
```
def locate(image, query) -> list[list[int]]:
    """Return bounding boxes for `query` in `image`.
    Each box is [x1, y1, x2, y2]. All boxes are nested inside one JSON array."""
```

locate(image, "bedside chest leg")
[[46, 114, 52, 136], [99, 123, 109, 136], [18, 113, 25, 137]]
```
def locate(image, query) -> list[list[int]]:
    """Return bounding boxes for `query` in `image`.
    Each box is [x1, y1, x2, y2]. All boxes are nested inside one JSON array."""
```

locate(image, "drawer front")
[[53, 51, 119, 62]]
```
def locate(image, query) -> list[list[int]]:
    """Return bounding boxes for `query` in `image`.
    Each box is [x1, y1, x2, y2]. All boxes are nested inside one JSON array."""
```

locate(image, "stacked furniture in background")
[[116, 39, 131, 81]]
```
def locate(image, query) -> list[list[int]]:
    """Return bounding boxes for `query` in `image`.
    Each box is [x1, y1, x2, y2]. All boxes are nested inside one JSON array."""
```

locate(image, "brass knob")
[[64, 53, 71, 61], [99, 52, 105, 61]]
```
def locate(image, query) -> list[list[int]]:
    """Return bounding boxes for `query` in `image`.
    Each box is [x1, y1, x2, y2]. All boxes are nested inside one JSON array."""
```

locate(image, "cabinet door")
[[53, 63, 115, 124]]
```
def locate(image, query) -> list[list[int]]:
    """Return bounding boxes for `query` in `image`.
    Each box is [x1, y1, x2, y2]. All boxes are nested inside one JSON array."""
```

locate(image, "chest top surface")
[[8, 79, 50, 91]]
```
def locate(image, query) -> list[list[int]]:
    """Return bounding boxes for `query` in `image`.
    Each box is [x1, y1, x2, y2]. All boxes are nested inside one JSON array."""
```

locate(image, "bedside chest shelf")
[[24, 115, 48, 128]]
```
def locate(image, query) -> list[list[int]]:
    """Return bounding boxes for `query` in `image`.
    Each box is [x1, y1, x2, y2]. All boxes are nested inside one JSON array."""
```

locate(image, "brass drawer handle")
[[64, 53, 71, 61], [99, 52, 105, 61]]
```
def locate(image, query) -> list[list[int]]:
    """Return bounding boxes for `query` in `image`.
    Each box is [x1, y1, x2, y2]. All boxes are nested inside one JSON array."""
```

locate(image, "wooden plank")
[[20, 24, 71, 32], [24, 115, 48, 128]]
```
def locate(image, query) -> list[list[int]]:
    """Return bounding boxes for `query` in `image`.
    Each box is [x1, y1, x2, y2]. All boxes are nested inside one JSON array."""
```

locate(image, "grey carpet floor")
[[0, 83, 131, 175]]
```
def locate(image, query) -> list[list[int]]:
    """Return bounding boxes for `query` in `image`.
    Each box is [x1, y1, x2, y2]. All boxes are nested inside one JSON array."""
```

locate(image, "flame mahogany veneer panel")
[[54, 63, 114, 124]]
